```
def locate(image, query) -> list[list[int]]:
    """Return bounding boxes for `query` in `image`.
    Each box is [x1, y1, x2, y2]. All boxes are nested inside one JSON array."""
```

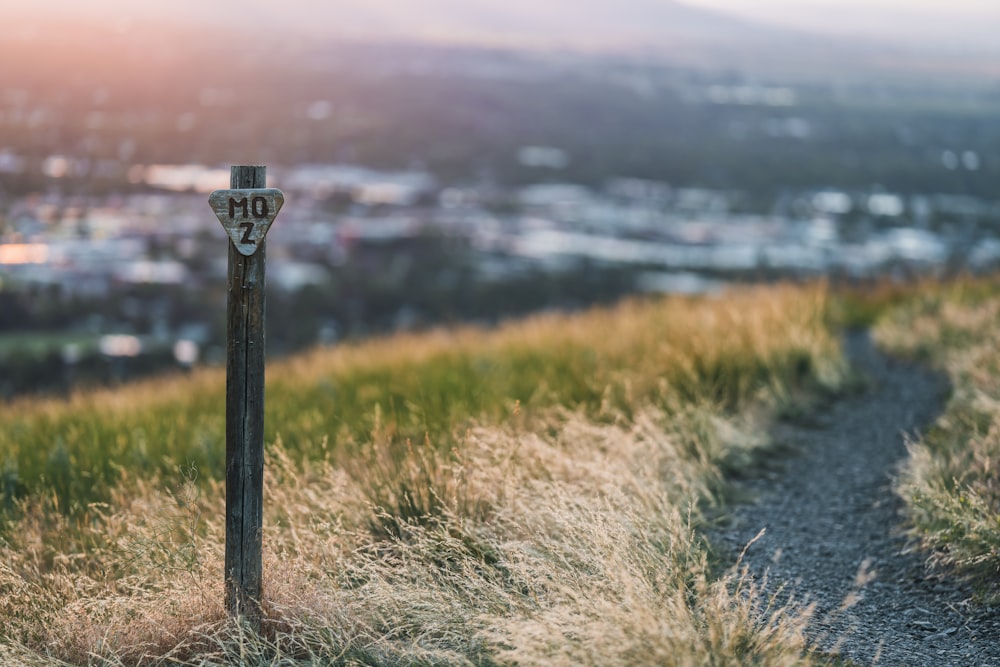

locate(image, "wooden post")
[[208, 166, 284, 630]]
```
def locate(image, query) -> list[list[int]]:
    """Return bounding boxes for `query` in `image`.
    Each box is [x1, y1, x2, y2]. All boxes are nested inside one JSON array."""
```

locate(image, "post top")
[[231, 165, 267, 189]]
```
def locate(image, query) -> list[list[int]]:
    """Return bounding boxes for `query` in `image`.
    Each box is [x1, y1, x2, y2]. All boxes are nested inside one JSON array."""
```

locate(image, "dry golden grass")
[[1, 285, 846, 665], [2, 415, 819, 666], [873, 281, 1000, 598]]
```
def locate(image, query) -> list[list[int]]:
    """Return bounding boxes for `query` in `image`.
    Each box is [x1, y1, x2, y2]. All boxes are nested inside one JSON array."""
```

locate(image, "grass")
[[873, 278, 1000, 599], [0, 330, 98, 358], [0, 286, 844, 514], [0, 284, 850, 665]]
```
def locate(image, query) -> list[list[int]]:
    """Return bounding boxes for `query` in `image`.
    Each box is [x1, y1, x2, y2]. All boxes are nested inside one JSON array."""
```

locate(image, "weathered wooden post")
[[208, 166, 283, 629]]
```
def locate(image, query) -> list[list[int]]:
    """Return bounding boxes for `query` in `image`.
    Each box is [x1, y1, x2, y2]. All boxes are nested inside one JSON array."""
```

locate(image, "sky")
[[4, 0, 998, 55], [683, 0, 1000, 44], [687, 0, 999, 18]]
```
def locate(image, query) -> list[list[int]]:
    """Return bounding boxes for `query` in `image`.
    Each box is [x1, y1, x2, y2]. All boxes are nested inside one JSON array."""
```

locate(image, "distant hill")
[[0, 0, 771, 44], [3, 0, 997, 82]]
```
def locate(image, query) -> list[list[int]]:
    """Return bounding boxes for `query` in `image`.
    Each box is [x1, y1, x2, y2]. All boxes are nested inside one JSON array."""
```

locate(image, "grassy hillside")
[[1, 285, 851, 665], [873, 280, 1000, 600]]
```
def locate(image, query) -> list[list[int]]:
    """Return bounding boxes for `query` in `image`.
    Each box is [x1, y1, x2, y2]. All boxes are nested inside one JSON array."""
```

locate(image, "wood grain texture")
[[224, 165, 267, 629]]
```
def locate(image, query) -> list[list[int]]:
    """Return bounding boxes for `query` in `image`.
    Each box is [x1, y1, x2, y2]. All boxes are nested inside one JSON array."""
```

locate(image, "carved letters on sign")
[[227, 196, 271, 220], [209, 188, 284, 256]]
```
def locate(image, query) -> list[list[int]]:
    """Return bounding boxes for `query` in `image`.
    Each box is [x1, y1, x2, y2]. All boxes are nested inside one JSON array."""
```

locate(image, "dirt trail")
[[712, 332, 1000, 666]]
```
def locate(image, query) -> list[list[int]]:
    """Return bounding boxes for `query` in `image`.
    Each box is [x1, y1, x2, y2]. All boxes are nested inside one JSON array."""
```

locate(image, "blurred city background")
[[1, 0, 998, 397]]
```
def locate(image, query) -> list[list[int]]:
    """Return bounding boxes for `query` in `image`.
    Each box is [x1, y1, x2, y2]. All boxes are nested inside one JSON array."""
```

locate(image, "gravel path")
[[712, 331, 1000, 666]]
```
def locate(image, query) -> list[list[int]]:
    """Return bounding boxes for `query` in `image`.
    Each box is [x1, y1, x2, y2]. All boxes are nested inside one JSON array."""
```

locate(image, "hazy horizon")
[[3, 0, 998, 59]]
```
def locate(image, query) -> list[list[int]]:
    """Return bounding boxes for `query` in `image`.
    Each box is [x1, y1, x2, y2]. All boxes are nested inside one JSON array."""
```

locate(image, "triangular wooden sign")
[[209, 188, 284, 256]]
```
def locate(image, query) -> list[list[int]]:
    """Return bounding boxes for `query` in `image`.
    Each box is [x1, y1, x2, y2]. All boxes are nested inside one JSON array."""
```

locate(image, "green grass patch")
[[0, 286, 845, 516]]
